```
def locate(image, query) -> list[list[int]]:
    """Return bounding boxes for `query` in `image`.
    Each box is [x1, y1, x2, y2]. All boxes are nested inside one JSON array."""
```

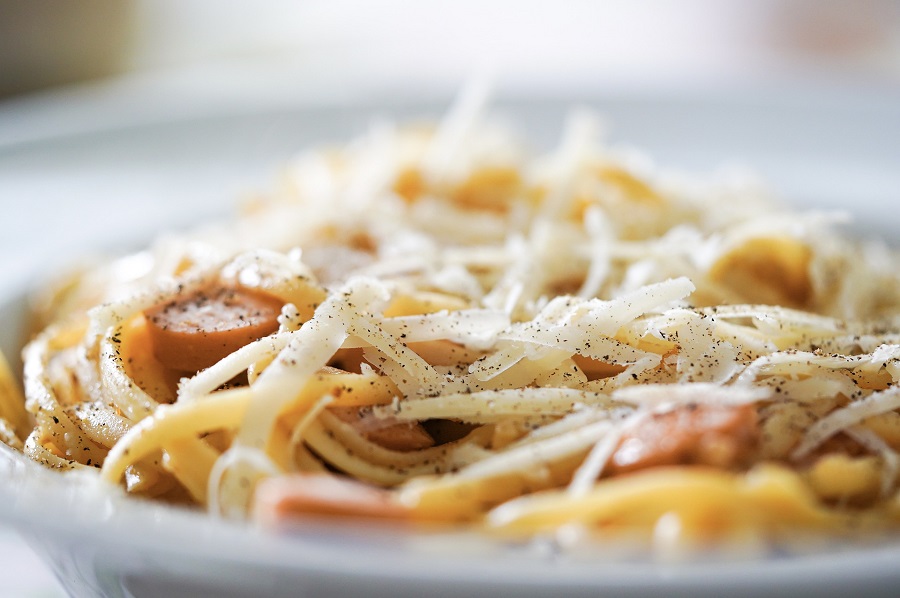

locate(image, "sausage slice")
[[330, 407, 435, 452], [608, 403, 759, 474], [145, 286, 283, 372], [253, 473, 410, 526]]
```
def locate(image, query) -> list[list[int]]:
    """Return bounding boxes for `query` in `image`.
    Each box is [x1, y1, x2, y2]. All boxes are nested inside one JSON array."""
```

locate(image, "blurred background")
[[1, 1, 899, 596], [2, 0, 900, 100], [2, 0, 900, 155]]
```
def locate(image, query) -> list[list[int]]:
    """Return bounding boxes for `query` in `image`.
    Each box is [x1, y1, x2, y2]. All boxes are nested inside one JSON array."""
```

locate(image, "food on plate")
[[3, 92, 899, 554]]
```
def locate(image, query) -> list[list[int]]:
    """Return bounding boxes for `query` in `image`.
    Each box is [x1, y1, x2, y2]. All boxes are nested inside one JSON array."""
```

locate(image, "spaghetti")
[[3, 94, 899, 554]]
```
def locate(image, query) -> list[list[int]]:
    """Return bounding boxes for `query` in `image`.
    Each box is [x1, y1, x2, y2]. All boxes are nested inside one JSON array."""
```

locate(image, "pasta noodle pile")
[[2, 92, 899, 553]]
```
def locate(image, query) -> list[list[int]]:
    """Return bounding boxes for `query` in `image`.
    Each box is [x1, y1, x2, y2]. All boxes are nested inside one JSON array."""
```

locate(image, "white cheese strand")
[[791, 387, 900, 461]]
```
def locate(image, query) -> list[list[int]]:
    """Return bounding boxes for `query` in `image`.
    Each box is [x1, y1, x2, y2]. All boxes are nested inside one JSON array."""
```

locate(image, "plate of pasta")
[[1, 85, 899, 597]]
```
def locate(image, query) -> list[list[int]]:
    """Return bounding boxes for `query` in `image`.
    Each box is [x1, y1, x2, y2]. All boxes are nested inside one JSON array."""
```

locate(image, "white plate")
[[1, 89, 899, 597]]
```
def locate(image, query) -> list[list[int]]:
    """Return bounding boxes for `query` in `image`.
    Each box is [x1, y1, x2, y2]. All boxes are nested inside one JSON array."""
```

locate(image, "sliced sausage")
[[330, 407, 435, 452], [144, 286, 283, 372], [253, 473, 410, 526], [608, 403, 759, 474]]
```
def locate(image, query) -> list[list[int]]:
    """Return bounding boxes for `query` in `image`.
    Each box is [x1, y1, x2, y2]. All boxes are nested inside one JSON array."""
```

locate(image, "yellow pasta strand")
[[162, 437, 222, 505], [487, 465, 869, 536], [0, 350, 28, 438], [102, 388, 251, 485]]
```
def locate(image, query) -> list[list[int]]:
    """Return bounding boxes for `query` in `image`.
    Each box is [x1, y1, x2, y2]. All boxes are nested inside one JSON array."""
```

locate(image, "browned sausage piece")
[[144, 286, 283, 372], [608, 403, 759, 474], [253, 473, 410, 526], [330, 407, 435, 452]]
